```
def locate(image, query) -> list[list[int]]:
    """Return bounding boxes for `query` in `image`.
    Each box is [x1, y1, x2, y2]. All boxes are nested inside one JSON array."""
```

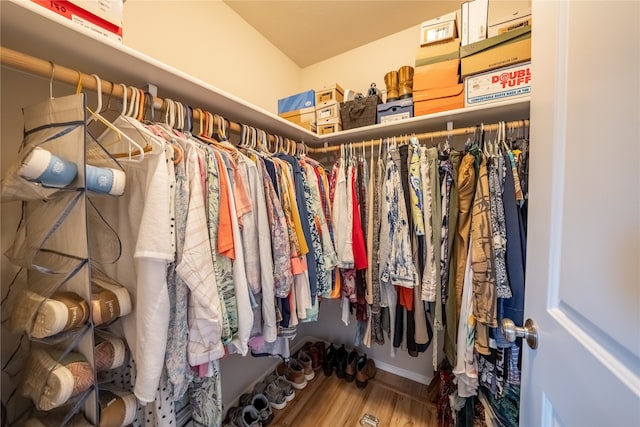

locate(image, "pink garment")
[[351, 169, 368, 270]]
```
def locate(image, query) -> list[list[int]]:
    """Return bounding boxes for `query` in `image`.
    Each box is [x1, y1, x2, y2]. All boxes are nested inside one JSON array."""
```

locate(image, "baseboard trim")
[[372, 359, 432, 385]]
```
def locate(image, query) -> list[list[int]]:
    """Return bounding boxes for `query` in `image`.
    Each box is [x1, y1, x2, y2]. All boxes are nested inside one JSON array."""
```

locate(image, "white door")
[[520, 1, 640, 425]]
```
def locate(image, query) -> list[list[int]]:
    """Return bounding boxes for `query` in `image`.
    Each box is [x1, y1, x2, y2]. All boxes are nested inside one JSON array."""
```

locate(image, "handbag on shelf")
[[340, 94, 381, 130]]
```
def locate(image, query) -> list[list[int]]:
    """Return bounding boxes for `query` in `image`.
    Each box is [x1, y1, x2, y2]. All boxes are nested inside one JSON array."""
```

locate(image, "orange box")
[[415, 38, 461, 67], [413, 59, 460, 91], [413, 84, 464, 116]]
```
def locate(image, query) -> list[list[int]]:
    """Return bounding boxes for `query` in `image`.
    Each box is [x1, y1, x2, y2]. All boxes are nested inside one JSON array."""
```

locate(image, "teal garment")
[[204, 147, 236, 343], [189, 361, 223, 427]]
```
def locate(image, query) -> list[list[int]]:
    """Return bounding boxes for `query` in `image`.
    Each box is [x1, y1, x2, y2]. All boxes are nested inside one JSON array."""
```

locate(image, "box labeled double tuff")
[[464, 62, 531, 106]]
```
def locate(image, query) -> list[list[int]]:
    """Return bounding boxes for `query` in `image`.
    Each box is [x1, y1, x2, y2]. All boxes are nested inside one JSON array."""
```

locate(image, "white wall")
[[301, 25, 420, 98], [122, 0, 302, 114]]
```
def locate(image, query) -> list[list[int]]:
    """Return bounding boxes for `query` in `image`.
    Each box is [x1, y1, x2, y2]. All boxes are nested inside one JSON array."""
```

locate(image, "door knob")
[[501, 318, 539, 349]]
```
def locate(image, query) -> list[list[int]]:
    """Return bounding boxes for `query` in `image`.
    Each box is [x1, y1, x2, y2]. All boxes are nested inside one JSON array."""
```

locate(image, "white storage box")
[[420, 10, 458, 46], [488, 7, 532, 37], [464, 62, 531, 106], [461, 0, 488, 46]]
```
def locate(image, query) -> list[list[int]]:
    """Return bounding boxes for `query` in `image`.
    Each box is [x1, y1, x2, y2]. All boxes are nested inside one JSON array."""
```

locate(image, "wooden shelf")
[[1, 0, 530, 148]]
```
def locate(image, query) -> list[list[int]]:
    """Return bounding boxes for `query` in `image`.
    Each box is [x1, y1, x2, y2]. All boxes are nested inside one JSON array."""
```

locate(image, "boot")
[[384, 71, 399, 102], [398, 65, 414, 99], [355, 354, 377, 389]]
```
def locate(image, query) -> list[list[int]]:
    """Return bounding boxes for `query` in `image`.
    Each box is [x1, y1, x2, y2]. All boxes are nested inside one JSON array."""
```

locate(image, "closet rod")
[[307, 119, 530, 154], [1, 46, 529, 155], [0, 46, 282, 142]]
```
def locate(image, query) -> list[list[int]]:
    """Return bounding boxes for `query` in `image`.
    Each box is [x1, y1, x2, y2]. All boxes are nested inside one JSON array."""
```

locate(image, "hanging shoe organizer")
[[1, 92, 131, 425]]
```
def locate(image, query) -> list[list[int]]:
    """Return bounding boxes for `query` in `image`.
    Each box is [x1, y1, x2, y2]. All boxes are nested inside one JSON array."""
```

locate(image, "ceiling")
[[223, 1, 463, 68]]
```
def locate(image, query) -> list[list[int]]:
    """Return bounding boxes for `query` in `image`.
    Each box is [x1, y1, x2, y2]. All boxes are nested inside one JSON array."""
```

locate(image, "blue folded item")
[[278, 90, 315, 114]]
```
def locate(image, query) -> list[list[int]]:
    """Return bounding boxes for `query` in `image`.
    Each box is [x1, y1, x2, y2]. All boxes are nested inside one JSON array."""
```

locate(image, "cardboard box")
[[316, 101, 340, 121], [413, 59, 460, 91], [488, 8, 532, 37], [32, 0, 123, 42], [279, 106, 316, 127], [298, 122, 317, 132], [278, 90, 315, 114], [464, 62, 531, 106], [317, 119, 342, 135], [420, 10, 458, 46], [415, 38, 461, 67], [317, 117, 341, 126], [461, 27, 531, 77], [316, 84, 344, 106], [377, 98, 414, 124], [414, 84, 464, 116], [461, 0, 488, 46]]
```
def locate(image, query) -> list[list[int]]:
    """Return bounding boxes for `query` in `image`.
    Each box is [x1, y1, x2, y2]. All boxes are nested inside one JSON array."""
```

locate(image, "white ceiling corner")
[[223, 1, 463, 68]]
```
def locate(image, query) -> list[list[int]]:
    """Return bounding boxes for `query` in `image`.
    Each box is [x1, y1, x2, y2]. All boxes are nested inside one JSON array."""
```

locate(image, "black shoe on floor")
[[323, 343, 336, 377], [335, 344, 348, 379]]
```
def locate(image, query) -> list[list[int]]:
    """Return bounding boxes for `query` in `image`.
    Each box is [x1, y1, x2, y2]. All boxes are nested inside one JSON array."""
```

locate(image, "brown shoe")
[[277, 360, 307, 390], [344, 349, 358, 382], [296, 350, 315, 381], [300, 342, 322, 371], [313, 341, 326, 367], [355, 355, 376, 389]]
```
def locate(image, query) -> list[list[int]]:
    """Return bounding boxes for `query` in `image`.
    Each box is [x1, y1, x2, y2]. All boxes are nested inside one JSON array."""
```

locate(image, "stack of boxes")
[[278, 0, 532, 131], [412, 0, 532, 114], [461, 2, 531, 107], [315, 84, 344, 135], [277, 85, 345, 135], [413, 12, 464, 116], [277, 89, 317, 133]]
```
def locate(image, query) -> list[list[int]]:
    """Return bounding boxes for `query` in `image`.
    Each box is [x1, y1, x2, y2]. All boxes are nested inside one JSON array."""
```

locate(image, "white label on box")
[[423, 22, 455, 45], [380, 112, 411, 124], [69, 0, 123, 26], [465, 63, 531, 106], [71, 15, 122, 42], [468, 0, 488, 44], [318, 108, 333, 120]]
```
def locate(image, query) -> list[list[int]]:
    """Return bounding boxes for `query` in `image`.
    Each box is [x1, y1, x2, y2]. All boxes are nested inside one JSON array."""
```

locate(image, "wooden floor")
[[270, 368, 438, 427]]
